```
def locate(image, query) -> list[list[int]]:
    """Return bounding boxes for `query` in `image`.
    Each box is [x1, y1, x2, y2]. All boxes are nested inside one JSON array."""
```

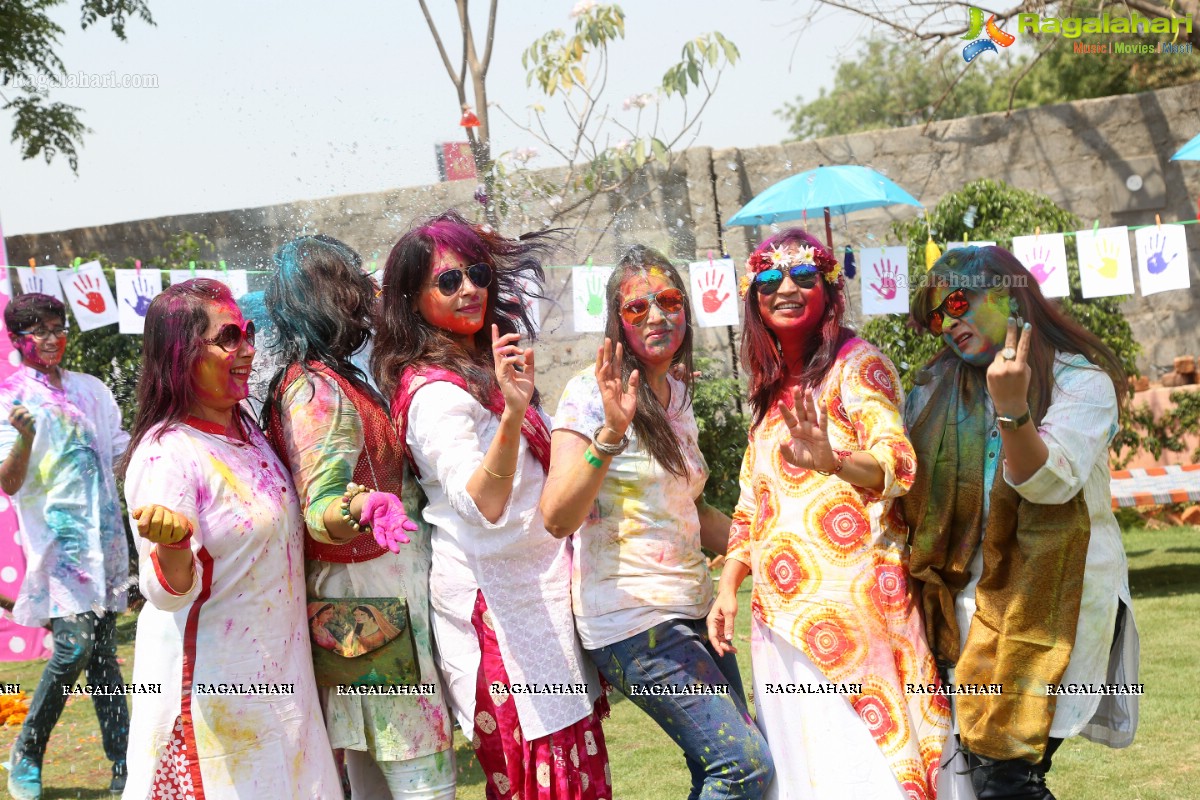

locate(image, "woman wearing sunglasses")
[[120, 279, 342, 798], [373, 211, 611, 800], [541, 244, 774, 800], [904, 246, 1137, 800], [705, 230, 947, 800], [261, 236, 456, 799]]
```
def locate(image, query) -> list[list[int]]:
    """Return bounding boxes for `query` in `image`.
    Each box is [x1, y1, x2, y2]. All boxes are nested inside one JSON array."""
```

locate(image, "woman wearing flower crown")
[[706, 229, 948, 799]]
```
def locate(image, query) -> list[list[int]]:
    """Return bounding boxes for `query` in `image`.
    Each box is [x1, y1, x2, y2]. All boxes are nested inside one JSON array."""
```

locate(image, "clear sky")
[[1, 0, 865, 236]]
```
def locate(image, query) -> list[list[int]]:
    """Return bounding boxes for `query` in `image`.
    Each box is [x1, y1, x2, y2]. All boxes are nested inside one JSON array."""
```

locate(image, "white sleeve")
[[104, 384, 131, 461], [407, 382, 515, 529], [1003, 358, 1118, 505], [125, 430, 204, 611]]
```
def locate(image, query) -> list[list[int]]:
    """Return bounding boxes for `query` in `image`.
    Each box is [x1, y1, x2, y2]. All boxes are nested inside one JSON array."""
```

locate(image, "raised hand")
[[699, 269, 730, 312], [1026, 245, 1056, 284], [777, 387, 838, 472], [595, 337, 638, 434], [492, 324, 536, 415], [359, 492, 418, 553], [131, 504, 193, 546], [73, 273, 107, 313], [986, 317, 1033, 416], [869, 258, 899, 300]]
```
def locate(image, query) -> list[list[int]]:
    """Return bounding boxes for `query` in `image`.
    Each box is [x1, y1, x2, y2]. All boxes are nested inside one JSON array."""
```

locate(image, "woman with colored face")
[[373, 210, 611, 800], [541, 245, 774, 800], [260, 235, 455, 799], [904, 246, 1138, 800], [706, 230, 948, 800], [120, 279, 342, 799]]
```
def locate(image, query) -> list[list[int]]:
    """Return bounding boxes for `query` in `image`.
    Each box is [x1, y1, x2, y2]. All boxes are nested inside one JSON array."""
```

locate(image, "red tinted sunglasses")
[[926, 289, 971, 335], [620, 288, 685, 325]]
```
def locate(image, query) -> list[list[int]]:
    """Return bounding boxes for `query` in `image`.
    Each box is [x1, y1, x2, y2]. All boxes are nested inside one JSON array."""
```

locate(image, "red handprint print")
[[699, 269, 730, 313], [869, 259, 900, 300], [73, 273, 107, 314]]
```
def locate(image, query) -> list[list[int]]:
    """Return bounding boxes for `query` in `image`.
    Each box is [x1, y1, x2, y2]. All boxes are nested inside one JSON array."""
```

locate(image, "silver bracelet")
[[591, 425, 629, 456]]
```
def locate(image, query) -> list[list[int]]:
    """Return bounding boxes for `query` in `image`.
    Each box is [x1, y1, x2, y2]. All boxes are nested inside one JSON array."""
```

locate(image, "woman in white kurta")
[[122, 279, 341, 799], [374, 211, 610, 800], [904, 246, 1139, 800]]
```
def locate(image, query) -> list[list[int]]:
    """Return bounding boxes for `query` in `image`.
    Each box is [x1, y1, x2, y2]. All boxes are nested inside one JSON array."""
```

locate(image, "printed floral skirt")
[[471, 591, 612, 800]]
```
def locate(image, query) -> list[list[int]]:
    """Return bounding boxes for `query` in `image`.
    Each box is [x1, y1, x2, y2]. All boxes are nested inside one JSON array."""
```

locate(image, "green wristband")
[[583, 447, 605, 468]]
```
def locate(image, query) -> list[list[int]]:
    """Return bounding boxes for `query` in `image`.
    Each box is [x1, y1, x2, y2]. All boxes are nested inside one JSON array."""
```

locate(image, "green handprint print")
[[586, 271, 605, 317]]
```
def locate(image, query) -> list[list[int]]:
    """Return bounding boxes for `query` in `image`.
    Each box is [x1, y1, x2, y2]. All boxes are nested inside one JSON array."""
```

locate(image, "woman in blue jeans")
[[542, 245, 773, 799]]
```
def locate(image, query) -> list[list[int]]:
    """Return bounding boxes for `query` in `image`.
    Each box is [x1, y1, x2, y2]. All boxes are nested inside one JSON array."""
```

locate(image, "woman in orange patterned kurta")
[[706, 230, 949, 800]]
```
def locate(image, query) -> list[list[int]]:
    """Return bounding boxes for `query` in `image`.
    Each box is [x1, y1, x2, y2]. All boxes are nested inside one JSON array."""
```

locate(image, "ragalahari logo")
[[962, 7, 1016, 61]]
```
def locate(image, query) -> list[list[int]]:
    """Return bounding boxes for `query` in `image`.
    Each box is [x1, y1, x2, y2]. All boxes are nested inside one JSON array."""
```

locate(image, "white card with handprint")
[[1134, 224, 1190, 296], [1011, 234, 1069, 299], [116, 268, 164, 334], [16, 266, 64, 302], [169, 269, 221, 285], [217, 269, 250, 299], [571, 265, 614, 333], [687, 258, 738, 328], [860, 247, 909, 316], [1075, 226, 1134, 298], [61, 261, 120, 331], [946, 241, 998, 250]]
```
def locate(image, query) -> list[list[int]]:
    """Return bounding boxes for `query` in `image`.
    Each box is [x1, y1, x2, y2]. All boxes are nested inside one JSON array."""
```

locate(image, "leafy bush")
[[693, 356, 749, 516]]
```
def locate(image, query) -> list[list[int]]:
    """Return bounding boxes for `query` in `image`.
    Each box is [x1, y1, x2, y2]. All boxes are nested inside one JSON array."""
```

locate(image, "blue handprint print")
[[1144, 233, 1178, 275], [26, 274, 47, 295], [125, 276, 155, 316]]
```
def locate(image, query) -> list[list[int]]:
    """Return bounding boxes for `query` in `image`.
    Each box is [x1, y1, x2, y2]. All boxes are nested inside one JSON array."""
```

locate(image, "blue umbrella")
[[725, 164, 923, 248], [1171, 132, 1200, 161]]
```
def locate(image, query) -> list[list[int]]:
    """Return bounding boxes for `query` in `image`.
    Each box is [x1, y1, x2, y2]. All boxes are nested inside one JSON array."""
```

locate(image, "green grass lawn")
[[3, 524, 1196, 799]]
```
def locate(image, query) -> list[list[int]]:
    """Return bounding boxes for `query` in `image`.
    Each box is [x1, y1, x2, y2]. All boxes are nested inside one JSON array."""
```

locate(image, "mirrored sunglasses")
[[619, 288, 685, 325], [927, 289, 972, 335], [753, 265, 820, 296]]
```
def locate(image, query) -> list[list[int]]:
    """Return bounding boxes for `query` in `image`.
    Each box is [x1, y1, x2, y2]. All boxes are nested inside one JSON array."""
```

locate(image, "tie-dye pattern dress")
[[727, 337, 949, 799], [123, 418, 342, 799]]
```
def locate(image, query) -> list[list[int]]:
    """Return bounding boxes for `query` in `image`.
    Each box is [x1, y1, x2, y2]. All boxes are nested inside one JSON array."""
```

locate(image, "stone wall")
[[9, 82, 1200, 405]]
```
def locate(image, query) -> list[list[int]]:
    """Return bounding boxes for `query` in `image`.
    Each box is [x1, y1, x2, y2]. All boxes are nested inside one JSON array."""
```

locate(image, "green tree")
[[1, 0, 154, 171], [692, 357, 749, 515], [858, 180, 1141, 456], [780, 1, 1200, 139]]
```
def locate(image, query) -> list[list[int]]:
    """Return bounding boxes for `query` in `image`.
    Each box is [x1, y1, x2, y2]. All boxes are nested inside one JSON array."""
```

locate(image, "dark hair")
[[261, 235, 383, 425], [740, 229, 852, 427], [4, 293, 65, 333], [372, 210, 551, 406], [603, 245, 694, 478], [122, 279, 236, 474], [910, 245, 1128, 423], [309, 603, 334, 623]]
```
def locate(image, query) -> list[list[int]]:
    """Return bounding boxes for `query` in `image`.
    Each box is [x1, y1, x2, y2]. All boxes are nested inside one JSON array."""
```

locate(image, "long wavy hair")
[[372, 210, 551, 406], [740, 229, 853, 427], [122, 279, 235, 475], [261, 235, 384, 425], [602, 245, 695, 478], [911, 245, 1128, 424]]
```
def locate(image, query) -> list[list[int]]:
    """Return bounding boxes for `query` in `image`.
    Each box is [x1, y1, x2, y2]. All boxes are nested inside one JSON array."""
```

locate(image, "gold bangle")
[[482, 464, 516, 480]]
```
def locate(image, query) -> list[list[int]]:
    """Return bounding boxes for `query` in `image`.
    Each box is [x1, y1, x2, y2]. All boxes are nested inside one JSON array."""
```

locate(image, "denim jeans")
[[589, 616, 773, 800], [13, 611, 129, 766]]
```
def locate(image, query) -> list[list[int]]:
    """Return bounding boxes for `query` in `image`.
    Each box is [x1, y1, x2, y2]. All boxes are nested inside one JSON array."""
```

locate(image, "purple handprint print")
[[1025, 245, 1057, 284], [870, 258, 900, 300], [125, 276, 155, 316], [26, 274, 48, 295], [1144, 233, 1178, 275]]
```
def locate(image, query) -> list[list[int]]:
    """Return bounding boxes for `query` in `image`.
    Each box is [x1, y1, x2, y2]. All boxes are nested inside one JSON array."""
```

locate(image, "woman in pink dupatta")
[[373, 211, 611, 800]]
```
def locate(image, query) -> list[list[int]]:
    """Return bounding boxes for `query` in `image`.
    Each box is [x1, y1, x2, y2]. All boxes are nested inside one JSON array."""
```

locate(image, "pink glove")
[[359, 492, 418, 553]]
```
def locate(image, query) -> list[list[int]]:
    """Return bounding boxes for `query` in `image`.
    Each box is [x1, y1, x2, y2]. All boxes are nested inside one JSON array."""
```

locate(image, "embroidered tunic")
[[123, 420, 342, 799], [273, 369, 454, 763], [727, 338, 948, 796], [0, 367, 129, 626]]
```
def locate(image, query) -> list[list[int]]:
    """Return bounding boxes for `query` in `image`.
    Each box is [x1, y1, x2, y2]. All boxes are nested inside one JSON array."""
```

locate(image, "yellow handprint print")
[[1089, 238, 1120, 279]]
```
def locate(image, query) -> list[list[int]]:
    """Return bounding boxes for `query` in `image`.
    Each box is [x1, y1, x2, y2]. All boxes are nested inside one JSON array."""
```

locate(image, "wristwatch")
[[996, 407, 1031, 430]]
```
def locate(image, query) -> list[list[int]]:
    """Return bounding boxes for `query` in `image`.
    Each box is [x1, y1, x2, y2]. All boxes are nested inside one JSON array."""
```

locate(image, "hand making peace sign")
[[986, 317, 1033, 417]]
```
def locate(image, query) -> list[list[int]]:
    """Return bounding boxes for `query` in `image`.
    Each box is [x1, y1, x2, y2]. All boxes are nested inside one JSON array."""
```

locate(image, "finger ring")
[[1000, 347, 1016, 361]]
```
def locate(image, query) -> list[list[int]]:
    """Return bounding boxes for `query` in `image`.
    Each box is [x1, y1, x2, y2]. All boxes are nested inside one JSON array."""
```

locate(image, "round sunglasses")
[[203, 319, 256, 352], [926, 289, 972, 335], [753, 265, 820, 296], [620, 288, 685, 325], [429, 263, 493, 296]]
